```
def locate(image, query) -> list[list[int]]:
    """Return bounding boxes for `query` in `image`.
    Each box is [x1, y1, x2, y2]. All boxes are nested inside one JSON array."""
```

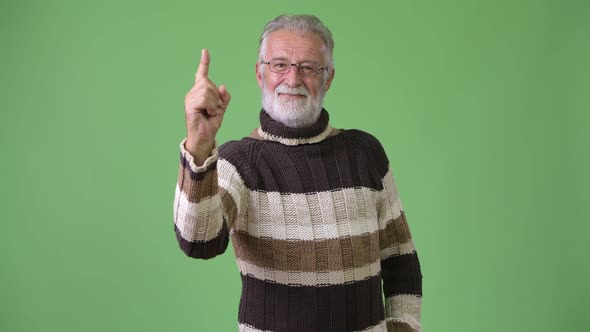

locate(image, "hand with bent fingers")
[[184, 49, 231, 165]]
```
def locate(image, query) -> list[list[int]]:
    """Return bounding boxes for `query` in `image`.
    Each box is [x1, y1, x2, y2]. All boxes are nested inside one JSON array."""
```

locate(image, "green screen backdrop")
[[2, 0, 588, 331]]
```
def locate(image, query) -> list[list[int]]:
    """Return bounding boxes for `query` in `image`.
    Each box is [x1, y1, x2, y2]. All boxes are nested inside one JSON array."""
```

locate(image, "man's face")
[[256, 30, 335, 127]]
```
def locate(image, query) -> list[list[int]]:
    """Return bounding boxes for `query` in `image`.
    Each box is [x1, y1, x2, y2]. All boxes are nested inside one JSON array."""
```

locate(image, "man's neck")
[[249, 127, 342, 140]]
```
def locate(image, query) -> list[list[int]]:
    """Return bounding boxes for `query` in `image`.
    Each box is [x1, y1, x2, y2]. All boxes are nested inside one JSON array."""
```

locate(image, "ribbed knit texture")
[[173, 109, 423, 332]]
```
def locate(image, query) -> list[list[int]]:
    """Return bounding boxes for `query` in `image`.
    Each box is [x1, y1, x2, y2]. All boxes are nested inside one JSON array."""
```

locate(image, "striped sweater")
[[173, 109, 423, 332]]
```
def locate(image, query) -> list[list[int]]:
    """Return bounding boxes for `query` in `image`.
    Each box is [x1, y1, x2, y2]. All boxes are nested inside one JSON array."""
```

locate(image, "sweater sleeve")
[[172, 138, 239, 259], [377, 166, 423, 332]]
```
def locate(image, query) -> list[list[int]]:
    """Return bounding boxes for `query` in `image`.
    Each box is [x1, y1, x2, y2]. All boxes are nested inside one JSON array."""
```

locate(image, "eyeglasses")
[[261, 59, 328, 77]]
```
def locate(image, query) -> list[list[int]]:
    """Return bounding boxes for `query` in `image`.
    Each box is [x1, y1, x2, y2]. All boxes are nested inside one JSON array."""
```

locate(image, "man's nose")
[[283, 65, 302, 87]]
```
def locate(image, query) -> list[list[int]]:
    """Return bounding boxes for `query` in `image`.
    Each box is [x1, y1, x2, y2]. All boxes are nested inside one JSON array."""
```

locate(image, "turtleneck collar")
[[257, 108, 333, 146]]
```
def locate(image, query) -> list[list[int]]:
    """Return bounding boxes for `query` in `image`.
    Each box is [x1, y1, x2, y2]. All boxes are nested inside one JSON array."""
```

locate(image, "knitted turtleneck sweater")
[[173, 109, 423, 332]]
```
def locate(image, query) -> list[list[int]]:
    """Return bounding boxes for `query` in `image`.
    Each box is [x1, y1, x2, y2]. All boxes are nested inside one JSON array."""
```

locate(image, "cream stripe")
[[217, 158, 246, 212], [257, 125, 333, 145], [378, 168, 404, 224], [236, 258, 382, 286], [385, 294, 422, 332], [173, 184, 223, 242], [380, 240, 417, 260], [235, 187, 389, 240], [239, 321, 387, 332]]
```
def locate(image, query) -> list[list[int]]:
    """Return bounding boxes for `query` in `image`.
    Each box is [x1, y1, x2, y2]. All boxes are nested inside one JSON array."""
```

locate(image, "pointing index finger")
[[195, 48, 210, 81]]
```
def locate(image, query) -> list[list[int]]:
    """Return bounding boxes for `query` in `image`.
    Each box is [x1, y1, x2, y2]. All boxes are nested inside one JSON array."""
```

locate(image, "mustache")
[[275, 84, 310, 96]]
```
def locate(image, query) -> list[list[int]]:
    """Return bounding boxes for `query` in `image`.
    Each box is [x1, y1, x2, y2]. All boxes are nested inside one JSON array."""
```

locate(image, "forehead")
[[265, 30, 326, 62]]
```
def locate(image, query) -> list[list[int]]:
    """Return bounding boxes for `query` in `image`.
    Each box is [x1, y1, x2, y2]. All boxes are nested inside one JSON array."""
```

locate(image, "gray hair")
[[258, 14, 335, 74]]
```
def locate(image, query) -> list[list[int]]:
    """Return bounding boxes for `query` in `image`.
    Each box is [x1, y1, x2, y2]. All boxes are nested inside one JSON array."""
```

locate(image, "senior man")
[[173, 14, 423, 332]]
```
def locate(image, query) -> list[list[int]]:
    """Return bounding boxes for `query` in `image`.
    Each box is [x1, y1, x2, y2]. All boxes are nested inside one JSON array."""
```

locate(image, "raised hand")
[[184, 49, 231, 164]]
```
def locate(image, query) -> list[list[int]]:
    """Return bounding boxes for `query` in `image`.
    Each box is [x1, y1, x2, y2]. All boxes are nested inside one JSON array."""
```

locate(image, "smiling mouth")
[[279, 93, 306, 98]]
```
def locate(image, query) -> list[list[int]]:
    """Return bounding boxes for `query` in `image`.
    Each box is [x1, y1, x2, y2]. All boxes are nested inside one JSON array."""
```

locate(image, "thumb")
[[219, 84, 231, 108]]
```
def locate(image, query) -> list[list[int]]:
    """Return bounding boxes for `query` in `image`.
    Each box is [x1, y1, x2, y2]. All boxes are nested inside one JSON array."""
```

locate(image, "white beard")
[[261, 82, 325, 128]]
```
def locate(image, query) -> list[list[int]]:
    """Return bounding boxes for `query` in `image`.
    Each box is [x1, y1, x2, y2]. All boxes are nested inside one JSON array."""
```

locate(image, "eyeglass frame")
[[260, 59, 329, 77]]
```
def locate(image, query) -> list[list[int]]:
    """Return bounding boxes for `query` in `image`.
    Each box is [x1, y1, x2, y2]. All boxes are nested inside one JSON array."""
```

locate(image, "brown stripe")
[[177, 162, 218, 203], [386, 321, 415, 332], [219, 187, 239, 228], [379, 210, 413, 249], [382, 252, 423, 296], [238, 272, 384, 331], [231, 230, 380, 272], [217, 129, 390, 193], [174, 222, 229, 259]]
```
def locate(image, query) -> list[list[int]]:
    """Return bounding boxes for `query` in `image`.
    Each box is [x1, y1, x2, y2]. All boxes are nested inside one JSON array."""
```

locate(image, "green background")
[[2, 0, 588, 331]]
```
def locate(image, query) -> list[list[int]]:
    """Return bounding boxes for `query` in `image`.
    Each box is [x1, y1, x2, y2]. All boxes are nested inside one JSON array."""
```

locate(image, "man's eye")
[[300, 65, 314, 72], [274, 62, 288, 68]]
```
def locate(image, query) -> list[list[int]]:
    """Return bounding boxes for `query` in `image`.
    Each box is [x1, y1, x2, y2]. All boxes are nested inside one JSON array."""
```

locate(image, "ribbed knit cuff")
[[179, 138, 218, 173], [386, 320, 416, 332], [384, 294, 422, 332]]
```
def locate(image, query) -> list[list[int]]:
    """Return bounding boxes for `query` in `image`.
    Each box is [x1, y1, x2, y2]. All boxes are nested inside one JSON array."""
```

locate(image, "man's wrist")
[[185, 137, 214, 165], [180, 138, 218, 174]]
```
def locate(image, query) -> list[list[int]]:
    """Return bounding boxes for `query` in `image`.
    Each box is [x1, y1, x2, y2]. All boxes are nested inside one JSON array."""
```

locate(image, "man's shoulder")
[[341, 128, 380, 141], [339, 128, 385, 150], [338, 128, 390, 167], [217, 138, 252, 159]]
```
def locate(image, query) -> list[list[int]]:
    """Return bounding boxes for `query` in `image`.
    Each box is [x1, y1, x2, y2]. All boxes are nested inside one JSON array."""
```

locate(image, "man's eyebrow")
[[269, 57, 321, 64], [300, 59, 321, 64], [270, 57, 290, 61]]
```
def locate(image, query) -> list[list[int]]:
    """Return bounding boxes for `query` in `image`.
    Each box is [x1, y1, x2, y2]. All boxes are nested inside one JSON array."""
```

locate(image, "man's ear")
[[323, 69, 335, 92], [256, 62, 263, 89]]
